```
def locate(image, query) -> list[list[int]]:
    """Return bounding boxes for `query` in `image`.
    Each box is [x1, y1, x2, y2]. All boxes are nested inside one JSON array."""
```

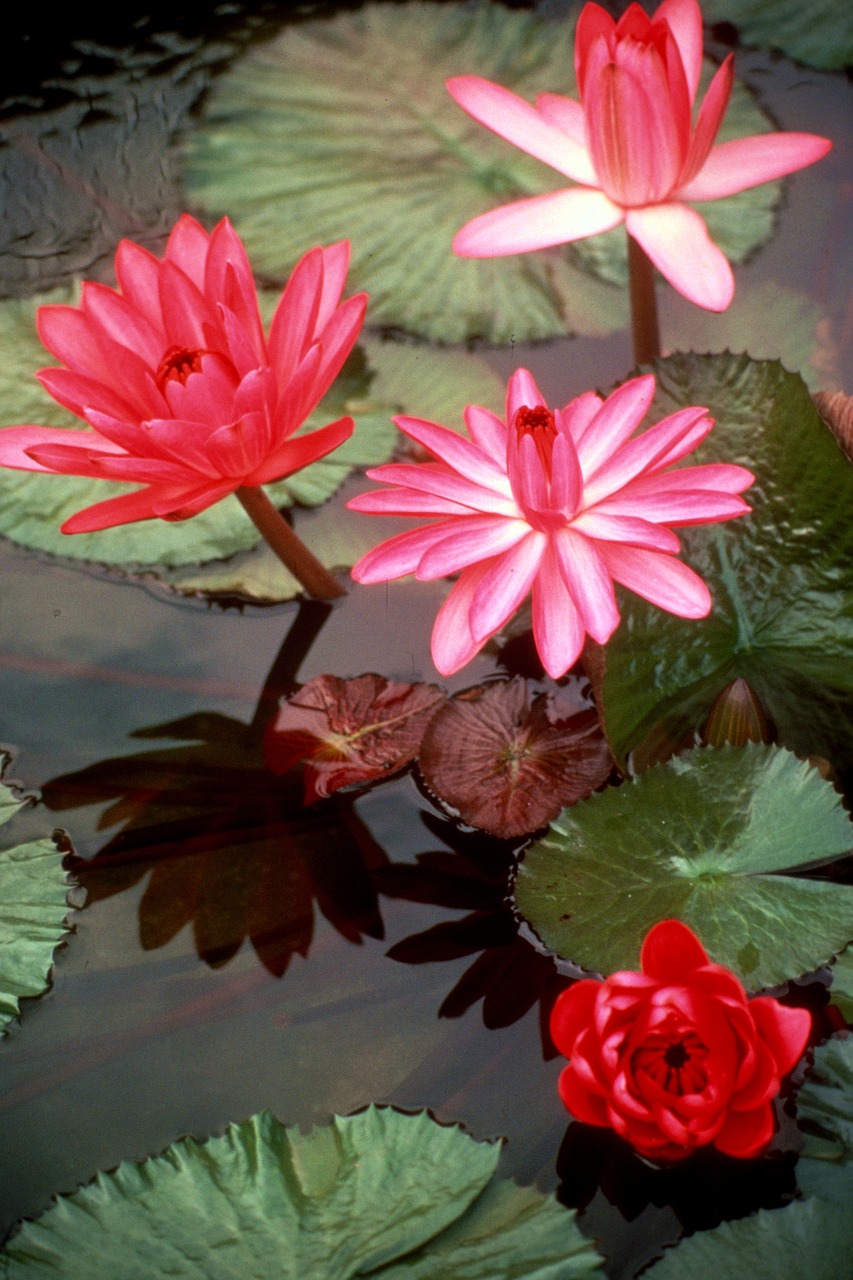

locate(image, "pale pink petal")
[[534, 93, 588, 147], [415, 515, 530, 580], [532, 544, 586, 678], [347, 487, 476, 517], [431, 560, 496, 675], [464, 405, 508, 465], [655, 0, 703, 103], [394, 415, 510, 493], [453, 188, 624, 258], [592, 489, 750, 526], [360, 462, 520, 517], [582, 405, 710, 502], [251, 416, 354, 486], [351, 522, 460, 584], [506, 368, 549, 424], [626, 203, 734, 311], [507, 432, 549, 513], [572, 510, 681, 552], [316, 241, 352, 331], [0, 426, 121, 473], [469, 531, 547, 643], [645, 418, 716, 472], [679, 132, 833, 201], [598, 543, 712, 617], [267, 247, 324, 386], [624, 463, 754, 498], [552, 526, 620, 643], [575, 374, 656, 478], [678, 56, 734, 188], [549, 432, 584, 515], [557, 391, 604, 448], [446, 75, 596, 183], [164, 214, 211, 290]]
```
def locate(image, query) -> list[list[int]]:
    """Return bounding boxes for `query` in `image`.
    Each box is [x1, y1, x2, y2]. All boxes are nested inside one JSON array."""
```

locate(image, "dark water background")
[[0, 3, 851, 1276]]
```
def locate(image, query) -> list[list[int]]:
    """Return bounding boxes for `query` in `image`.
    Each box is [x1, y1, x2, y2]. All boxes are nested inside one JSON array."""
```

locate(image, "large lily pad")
[[0, 763, 76, 1033], [702, 0, 853, 70], [514, 743, 853, 989], [595, 353, 853, 770], [797, 1035, 853, 1206], [0, 290, 395, 569], [0, 1107, 603, 1279], [184, 1, 778, 343]]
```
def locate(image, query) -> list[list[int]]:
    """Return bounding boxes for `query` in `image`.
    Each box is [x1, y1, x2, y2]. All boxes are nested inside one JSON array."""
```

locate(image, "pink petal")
[[158, 259, 223, 352], [205, 219, 266, 359], [574, 374, 656, 479], [508, 430, 549, 513], [506, 368, 549, 425], [251, 416, 354, 486], [469, 531, 546, 643], [351, 522, 460, 584], [557, 391, 604, 448], [750, 998, 811, 1076], [549, 432, 584, 515], [310, 293, 368, 407], [60, 486, 181, 533], [80, 281, 163, 368], [431, 559, 497, 675], [0, 425, 114, 473], [154, 479, 239, 521], [574, 4, 616, 100], [393, 415, 510, 494], [625, 203, 734, 311], [625, 463, 754, 497], [464, 405, 508, 466], [316, 241, 352, 331], [360, 462, 519, 517], [532, 543, 586, 678], [347, 487, 475, 517], [267, 247, 324, 387], [453, 188, 624, 258], [114, 240, 165, 333], [37, 367, 141, 423], [552, 527, 620, 643], [593, 489, 750, 526], [640, 918, 709, 978], [582, 406, 711, 502], [679, 131, 833, 201], [534, 93, 587, 146], [572, 511, 681, 552], [415, 515, 530, 580], [164, 214, 211, 291], [654, 0, 703, 103], [678, 56, 734, 189], [446, 75, 596, 183], [598, 543, 712, 617]]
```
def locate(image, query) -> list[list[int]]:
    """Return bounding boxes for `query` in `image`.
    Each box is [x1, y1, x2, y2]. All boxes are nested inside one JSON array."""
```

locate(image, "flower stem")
[[236, 485, 346, 600], [627, 233, 661, 366]]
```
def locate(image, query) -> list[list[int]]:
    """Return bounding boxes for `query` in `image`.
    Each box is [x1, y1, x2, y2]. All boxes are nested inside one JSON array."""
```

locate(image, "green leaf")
[[596, 353, 853, 770], [796, 1035, 853, 1206], [642, 1199, 853, 1280], [0, 767, 76, 1033], [0, 1108, 603, 1279], [829, 945, 853, 1024], [184, 2, 779, 344], [359, 336, 505, 429], [0, 289, 395, 570], [514, 744, 853, 989], [702, 0, 853, 70]]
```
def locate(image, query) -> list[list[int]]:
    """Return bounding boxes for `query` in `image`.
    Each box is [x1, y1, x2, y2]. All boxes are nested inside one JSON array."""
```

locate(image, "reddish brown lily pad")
[[264, 673, 447, 803], [418, 677, 613, 838]]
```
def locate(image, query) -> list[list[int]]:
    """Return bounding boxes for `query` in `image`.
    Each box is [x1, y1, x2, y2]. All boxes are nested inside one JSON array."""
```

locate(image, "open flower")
[[0, 215, 367, 531], [447, 0, 831, 310], [348, 369, 753, 678], [550, 919, 811, 1161]]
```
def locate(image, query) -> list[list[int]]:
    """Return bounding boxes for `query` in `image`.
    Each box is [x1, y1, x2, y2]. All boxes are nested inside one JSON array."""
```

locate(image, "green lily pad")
[[0, 763, 76, 1033], [642, 1198, 853, 1280], [797, 1035, 853, 1206], [514, 743, 853, 989], [829, 945, 853, 1025], [185, 2, 780, 343], [702, 0, 853, 70], [0, 289, 395, 570], [595, 353, 853, 771], [359, 336, 505, 430], [0, 1107, 603, 1279]]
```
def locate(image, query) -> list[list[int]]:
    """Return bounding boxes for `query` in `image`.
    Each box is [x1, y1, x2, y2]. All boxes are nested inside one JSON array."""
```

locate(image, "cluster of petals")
[[447, 0, 832, 310], [348, 368, 753, 678], [0, 215, 367, 532], [550, 919, 811, 1161]]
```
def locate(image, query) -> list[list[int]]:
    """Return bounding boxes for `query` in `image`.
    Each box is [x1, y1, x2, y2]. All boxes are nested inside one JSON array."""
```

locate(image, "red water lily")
[[447, 0, 831, 310], [0, 215, 367, 531], [550, 920, 811, 1161], [348, 369, 752, 678]]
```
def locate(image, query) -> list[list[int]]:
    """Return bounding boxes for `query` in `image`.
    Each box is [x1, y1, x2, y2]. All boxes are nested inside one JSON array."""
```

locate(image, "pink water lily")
[[348, 370, 753, 678], [447, 0, 831, 311], [0, 215, 367, 531]]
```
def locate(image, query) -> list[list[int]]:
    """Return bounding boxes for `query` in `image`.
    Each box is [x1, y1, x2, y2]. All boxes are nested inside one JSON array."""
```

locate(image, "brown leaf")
[[418, 677, 613, 838], [264, 673, 447, 803]]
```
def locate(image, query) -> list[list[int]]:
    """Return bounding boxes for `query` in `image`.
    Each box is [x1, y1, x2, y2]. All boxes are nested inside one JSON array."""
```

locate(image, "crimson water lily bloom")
[[550, 920, 811, 1161], [348, 369, 753, 678], [447, 0, 831, 310], [0, 215, 367, 531]]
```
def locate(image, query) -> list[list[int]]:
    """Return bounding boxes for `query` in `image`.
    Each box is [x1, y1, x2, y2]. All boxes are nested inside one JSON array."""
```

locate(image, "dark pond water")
[[0, 3, 851, 1277]]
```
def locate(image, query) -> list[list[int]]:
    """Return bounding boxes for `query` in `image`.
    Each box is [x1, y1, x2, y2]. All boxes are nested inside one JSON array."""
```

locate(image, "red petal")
[[640, 919, 709, 978]]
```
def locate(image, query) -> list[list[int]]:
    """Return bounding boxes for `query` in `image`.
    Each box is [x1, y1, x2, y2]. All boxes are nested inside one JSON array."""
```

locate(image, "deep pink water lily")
[[348, 370, 753, 678], [447, 0, 832, 310], [0, 215, 367, 531]]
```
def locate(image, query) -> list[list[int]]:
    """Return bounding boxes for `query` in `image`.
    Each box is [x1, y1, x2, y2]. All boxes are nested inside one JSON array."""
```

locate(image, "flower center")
[[513, 405, 557, 475], [632, 1031, 709, 1096], [156, 345, 207, 391]]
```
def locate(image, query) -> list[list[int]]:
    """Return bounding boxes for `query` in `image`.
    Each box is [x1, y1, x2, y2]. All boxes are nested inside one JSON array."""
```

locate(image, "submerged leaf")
[[265, 674, 447, 803], [596, 354, 853, 771], [184, 1, 777, 343], [514, 744, 853, 989], [419, 677, 613, 838], [702, 0, 853, 70], [0, 1108, 603, 1279]]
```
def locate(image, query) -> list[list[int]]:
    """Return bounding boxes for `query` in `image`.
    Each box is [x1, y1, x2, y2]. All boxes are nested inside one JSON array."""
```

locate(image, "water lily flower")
[[550, 919, 811, 1161], [0, 215, 367, 534], [447, 0, 832, 310], [348, 369, 753, 678]]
